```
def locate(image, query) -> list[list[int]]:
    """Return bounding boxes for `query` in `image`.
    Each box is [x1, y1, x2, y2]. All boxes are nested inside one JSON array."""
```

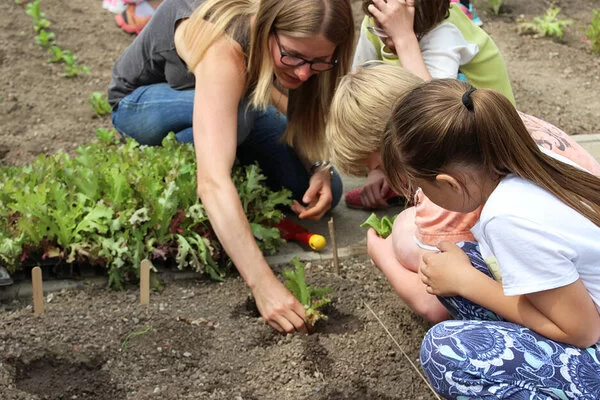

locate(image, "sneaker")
[[0, 266, 13, 286], [344, 187, 404, 210], [115, 4, 152, 35]]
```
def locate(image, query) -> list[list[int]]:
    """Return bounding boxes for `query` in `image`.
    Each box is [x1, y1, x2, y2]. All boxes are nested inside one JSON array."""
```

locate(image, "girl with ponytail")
[[382, 78, 600, 398]]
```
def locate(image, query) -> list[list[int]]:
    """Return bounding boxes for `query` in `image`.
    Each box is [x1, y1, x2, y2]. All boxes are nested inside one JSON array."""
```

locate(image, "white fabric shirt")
[[352, 21, 479, 78], [471, 164, 600, 312]]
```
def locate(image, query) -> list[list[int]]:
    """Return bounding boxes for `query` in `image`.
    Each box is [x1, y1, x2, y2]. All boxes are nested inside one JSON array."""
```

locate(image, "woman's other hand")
[[291, 170, 333, 220]]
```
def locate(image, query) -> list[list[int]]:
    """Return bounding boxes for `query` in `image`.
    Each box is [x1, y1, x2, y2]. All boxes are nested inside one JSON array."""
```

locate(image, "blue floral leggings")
[[420, 241, 600, 399]]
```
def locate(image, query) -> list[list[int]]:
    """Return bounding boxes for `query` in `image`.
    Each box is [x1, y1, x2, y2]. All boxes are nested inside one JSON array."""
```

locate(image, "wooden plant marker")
[[31, 266, 45, 315], [140, 259, 151, 305], [328, 217, 340, 275]]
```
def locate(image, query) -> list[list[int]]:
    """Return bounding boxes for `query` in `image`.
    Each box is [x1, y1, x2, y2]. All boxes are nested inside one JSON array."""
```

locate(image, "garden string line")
[[121, 325, 153, 352], [362, 301, 442, 400]]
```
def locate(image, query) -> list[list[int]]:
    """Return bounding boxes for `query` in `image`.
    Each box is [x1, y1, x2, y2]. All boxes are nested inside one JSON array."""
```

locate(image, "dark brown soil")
[[1, 257, 434, 399], [1, 0, 599, 399]]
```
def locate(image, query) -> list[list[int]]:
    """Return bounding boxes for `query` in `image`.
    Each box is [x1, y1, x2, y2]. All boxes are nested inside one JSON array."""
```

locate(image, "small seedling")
[[360, 213, 396, 238], [35, 29, 55, 48], [283, 257, 332, 326], [24, 0, 44, 20], [88, 92, 112, 116], [33, 17, 50, 32], [518, 3, 573, 40], [484, 0, 502, 16], [62, 52, 90, 78], [585, 10, 600, 54], [47, 46, 68, 63]]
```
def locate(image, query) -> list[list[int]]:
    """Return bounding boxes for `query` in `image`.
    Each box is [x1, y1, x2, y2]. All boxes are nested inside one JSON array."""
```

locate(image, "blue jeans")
[[111, 83, 342, 206]]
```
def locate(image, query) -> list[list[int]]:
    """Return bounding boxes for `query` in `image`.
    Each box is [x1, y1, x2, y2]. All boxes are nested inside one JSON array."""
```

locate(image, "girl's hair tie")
[[461, 88, 477, 112]]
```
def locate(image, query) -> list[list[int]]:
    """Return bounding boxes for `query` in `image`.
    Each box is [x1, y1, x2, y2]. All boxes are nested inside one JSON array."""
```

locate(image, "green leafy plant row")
[[0, 130, 291, 289], [283, 257, 332, 325]]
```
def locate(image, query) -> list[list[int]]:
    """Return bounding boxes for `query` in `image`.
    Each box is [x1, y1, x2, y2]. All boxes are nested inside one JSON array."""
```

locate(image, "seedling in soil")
[[585, 10, 600, 54], [484, 0, 502, 16], [24, 0, 44, 21], [88, 92, 112, 116], [283, 257, 332, 326], [360, 213, 396, 238], [47, 46, 68, 63], [518, 3, 573, 40], [35, 29, 55, 48], [33, 17, 50, 33]]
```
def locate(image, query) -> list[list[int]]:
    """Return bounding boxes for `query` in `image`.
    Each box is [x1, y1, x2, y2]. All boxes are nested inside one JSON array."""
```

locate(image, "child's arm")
[[422, 241, 600, 348], [367, 0, 432, 81]]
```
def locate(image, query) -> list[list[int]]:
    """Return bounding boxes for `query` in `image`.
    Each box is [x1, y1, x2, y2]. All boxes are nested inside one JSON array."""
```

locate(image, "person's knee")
[[391, 207, 421, 271]]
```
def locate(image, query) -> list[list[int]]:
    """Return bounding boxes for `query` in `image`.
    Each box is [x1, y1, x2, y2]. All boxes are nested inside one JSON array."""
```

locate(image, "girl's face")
[[270, 33, 336, 89], [414, 167, 495, 214]]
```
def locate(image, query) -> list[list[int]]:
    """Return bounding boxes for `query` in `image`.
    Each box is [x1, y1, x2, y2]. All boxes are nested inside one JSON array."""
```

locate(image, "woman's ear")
[[435, 173, 462, 194]]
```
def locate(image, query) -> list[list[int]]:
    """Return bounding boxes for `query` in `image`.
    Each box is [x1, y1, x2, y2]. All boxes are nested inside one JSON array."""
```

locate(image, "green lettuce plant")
[[283, 257, 332, 325]]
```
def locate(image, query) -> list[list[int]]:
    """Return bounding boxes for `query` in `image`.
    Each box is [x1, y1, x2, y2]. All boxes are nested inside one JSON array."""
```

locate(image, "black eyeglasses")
[[273, 33, 338, 72]]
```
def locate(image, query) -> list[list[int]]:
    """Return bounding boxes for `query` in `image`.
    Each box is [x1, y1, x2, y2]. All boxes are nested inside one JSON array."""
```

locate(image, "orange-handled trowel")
[[274, 217, 327, 251]]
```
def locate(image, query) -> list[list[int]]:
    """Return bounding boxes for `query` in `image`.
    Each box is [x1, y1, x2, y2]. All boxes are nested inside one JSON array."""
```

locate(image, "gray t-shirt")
[[108, 0, 249, 108]]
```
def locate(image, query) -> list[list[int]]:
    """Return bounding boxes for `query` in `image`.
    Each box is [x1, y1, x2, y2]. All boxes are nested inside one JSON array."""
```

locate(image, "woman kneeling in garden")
[[108, 0, 354, 334]]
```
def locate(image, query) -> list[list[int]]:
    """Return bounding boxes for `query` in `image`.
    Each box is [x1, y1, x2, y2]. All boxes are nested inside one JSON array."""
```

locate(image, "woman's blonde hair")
[[382, 79, 600, 227], [326, 63, 422, 176], [183, 0, 355, 162]]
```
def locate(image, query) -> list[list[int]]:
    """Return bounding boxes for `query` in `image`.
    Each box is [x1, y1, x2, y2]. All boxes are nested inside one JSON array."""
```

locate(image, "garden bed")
[[1, 0, 599, 399]]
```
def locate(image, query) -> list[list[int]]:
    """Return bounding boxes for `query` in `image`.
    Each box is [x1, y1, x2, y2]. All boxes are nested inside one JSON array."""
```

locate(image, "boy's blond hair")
[[326, 63, 422, 176]]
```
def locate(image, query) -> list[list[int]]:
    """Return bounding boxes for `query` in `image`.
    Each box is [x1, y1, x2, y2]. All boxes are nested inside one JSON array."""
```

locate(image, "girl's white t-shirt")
[[471, 163, 600, 312]]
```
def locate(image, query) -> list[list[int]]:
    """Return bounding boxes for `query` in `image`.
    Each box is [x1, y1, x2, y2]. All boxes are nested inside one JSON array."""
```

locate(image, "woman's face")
[[270, 33, 336, 89]]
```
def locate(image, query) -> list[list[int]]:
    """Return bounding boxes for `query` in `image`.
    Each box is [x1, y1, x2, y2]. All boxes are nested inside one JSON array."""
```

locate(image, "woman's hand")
[[252, 273, 309, 334], [368, 0, 416, 51], [291, 170, 333, 221], [361, 168, 391, 209], [420, 241, 475, 297]]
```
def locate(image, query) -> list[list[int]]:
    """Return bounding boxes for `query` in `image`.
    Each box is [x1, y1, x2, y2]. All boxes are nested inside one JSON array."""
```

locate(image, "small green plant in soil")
[[88, 92, 112, 116], [47, 46, 68, 63], [24, 0, 44, 21], [360, 213, 396, 238], [62, 52, 90, 77], [283, 257, 332, 326], [518, 3, 573, 40], [34, 29, 55, 48], [484, 0, 502, 16], [585, 10, 600, 54]]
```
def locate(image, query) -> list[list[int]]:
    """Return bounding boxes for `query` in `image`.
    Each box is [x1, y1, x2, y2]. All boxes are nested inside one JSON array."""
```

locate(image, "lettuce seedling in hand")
[[360, 213, 396, 238], [283, 257, 332, 326]]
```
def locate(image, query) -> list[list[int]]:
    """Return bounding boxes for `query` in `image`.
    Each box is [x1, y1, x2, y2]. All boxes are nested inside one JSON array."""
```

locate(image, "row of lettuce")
[[0, 130, 291, 289]]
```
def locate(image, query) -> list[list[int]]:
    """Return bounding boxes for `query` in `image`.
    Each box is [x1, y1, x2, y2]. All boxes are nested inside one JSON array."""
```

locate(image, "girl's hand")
[[366, 227, 393, 271], [368, 0, 416, 48], [291, 170, 333, 221], [420, 241, 474, 297]]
